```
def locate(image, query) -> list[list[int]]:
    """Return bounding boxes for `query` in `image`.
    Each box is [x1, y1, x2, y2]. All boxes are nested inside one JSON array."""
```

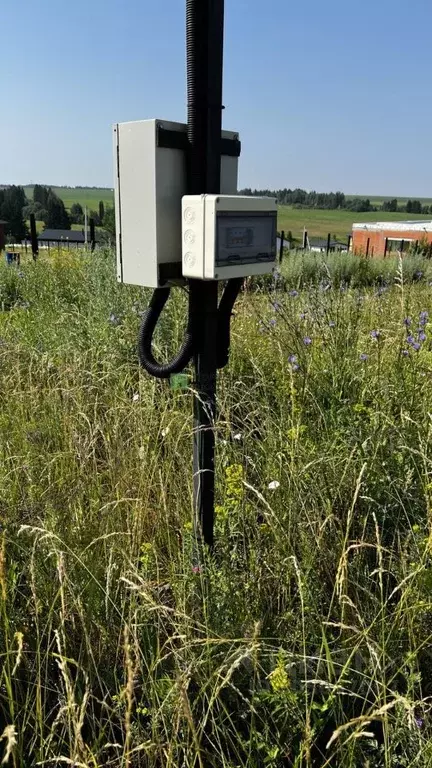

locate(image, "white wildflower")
[[0, 725, 17, 764], [268, 480, 280, 490]]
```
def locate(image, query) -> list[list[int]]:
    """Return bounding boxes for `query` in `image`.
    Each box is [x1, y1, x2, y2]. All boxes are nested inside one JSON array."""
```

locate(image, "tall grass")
[[0, 249, 432, 766]]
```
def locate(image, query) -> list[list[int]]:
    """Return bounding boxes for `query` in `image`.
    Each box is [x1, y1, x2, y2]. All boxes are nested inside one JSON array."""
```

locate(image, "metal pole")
[[383, 237, 388, 258], [279, 230, 285, 263], [326, 232, 331, 256], [30, 213, 38, 260], [187, 0, 224, 550], [366, 237, 370, 257], [90, 218, 96, 252]]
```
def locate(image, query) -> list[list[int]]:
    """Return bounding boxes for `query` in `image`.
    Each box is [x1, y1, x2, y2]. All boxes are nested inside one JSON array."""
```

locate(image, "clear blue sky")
[[2, 0, 431, 196]]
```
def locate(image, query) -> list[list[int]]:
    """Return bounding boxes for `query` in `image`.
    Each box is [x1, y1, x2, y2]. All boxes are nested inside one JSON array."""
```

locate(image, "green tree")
[[102, 207, 116, 239], [411, 200, 422, 214], [70, 203, 84, 224], [33, 184, 51, 208], [22, 201, 47, 220], [406, 200, 413, 214], [98, 200, 105, 223], [46, 191, 70, 229], [89, 209, 100, 226], [0, 186, 27, 242]]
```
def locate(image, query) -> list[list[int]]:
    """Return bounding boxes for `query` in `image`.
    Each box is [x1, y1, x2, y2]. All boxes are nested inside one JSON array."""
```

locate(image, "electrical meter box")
[[182, 195, 277, 280], [114, 119, 240, 288]]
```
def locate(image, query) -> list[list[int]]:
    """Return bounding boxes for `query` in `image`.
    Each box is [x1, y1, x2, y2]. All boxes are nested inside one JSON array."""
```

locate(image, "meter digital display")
[[216, 212, 277, 268], [225, 227, 254, 248]]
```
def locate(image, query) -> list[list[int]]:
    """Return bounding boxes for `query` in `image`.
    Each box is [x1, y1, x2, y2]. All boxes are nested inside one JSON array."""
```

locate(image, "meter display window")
[[216, 211, 277, 268]]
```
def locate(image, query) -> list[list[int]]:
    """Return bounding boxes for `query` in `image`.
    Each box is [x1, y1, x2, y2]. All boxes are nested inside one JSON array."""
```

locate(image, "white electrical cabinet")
[[182, 195, 277, 280], [113, 119, 239, 288]]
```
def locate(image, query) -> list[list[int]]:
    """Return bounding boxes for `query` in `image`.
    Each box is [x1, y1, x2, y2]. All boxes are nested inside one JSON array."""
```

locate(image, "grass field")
[[350, 194, 432, 208], [277, 206, 432, 241], [18, 186, 432, 241], [23, 185, 114, 212], [0, 248, 432, 765]]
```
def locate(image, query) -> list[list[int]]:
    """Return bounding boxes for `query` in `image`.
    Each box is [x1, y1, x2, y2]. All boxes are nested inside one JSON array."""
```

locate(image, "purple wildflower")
[[419, 331, 427, 343], [303, 336, 312, 346], [271, 301, 281, 310], [291, 363, 299, 372], [370, 330, 380, 340], [415, 716, 424, 729], [360, 353, 368, 361], [402, 349, 409, 357], [412, 342, 421, 352], [288, 354, 297, 364], [289, 289, 299, 298], [269, 318, 277, 327], [407, 335, 415, 346], [299, 312, 307, 320], [403, 317, 412, 327], [419, 311, 429, 327]]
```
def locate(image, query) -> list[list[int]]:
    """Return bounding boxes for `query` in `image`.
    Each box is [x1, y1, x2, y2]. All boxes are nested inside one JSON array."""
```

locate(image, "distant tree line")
[[239, 188, 432, 215]]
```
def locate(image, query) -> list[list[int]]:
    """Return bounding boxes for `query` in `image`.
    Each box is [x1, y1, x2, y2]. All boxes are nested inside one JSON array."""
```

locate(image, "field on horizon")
[[350, 194, 432, 207], [277, 206, 432, 241], [23, 185, 114, 212]]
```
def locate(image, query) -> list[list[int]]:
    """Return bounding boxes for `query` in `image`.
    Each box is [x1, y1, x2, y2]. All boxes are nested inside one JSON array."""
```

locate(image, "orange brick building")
[[352, 220, 432, 256]]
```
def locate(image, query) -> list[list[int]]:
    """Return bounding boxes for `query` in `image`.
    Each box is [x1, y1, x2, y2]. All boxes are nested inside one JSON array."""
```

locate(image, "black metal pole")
[[90, 218, 96, 252], [279, 230, 285, 263], [326, 232, 331, 256], [30, 213, 38, 260], [186, 0, 224, 550], [366, 237, 370, 257], [383, 237, 388, 258]]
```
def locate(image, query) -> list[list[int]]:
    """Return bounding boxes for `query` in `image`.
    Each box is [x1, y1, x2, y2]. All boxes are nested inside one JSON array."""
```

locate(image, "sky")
[[2, 0, 432, 196]]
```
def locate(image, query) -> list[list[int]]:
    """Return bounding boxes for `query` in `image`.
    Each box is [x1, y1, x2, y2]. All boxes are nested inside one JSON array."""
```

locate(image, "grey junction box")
[[113, 118, 240, 288]]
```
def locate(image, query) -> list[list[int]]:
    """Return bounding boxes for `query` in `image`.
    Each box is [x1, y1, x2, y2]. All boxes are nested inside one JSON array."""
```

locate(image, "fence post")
[[326, 233, 331, 256], [279, 230, 285, 264], [347, 234, 352, 252], [30, 214, 38, 261], [414, 240, 419, 255], [383, 238, 388, 258], [303, 229, 308, 249], [400, 239, 404, 254], [366, 237, 370, 257], [90, 218, 96, 252]]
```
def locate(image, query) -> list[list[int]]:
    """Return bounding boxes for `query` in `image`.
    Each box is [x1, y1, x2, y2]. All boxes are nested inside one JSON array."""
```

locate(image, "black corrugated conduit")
[[138, 287, 194, 379], [137, 0, 240, 379]]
